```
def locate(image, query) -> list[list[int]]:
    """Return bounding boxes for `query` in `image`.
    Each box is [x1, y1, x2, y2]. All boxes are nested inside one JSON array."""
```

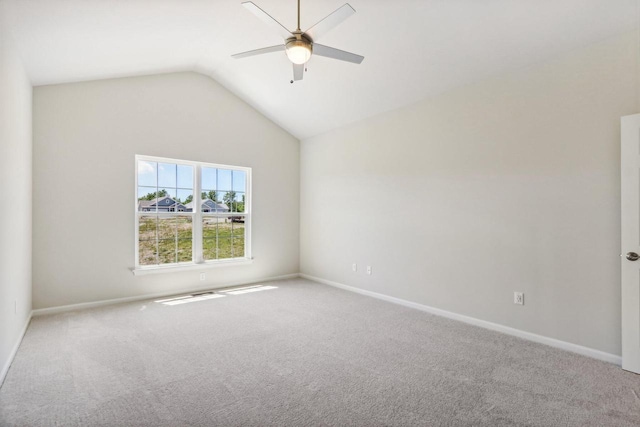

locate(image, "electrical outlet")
[[200, 273, 206, 281], [366, 266, 372, 275], [352, 263, 357, 272], [514, 292, 524, 305]]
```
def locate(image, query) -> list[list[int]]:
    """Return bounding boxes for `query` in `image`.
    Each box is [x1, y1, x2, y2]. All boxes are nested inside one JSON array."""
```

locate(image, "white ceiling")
[[4, 0, 639, 139]]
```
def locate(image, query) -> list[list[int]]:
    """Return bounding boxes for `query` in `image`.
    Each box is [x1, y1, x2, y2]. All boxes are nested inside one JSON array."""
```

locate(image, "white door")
[[621, 114, 640, 373]]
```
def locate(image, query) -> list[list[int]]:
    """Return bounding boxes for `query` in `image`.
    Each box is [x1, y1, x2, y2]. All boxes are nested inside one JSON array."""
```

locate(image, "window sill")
[[131, 258, 253, 276]]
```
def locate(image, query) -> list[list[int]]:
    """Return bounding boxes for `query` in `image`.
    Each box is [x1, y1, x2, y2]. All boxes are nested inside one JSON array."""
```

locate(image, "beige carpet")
[[1, 278, 640, 426]]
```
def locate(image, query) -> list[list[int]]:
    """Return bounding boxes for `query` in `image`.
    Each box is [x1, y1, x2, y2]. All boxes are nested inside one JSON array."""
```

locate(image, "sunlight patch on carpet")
[[155, 292, 226, 306], [154, 285, 278, 306], [218, 285, 278, 295]]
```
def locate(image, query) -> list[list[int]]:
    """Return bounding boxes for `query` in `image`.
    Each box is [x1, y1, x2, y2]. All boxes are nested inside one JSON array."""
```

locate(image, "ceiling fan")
[[232, 0, 364, 83]]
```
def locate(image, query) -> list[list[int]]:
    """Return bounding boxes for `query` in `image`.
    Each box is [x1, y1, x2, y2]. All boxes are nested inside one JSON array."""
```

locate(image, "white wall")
[[301, 31, 639, 356], [33, 72, 299, 309], [0, 2, 33, 381]]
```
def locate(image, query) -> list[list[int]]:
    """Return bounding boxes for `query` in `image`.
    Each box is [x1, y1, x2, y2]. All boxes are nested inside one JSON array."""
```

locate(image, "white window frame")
[[133, 155, 252, 275]]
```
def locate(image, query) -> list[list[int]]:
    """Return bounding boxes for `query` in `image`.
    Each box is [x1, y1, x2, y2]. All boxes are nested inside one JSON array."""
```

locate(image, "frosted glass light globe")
[[286, 40, 312, 64]]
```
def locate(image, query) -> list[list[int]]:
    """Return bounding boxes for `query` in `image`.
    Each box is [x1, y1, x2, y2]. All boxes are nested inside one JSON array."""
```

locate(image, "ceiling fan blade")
[[313, 44, 364, 64], [304, 3, 355, 42], [232, 45, 284, 59], [242, 2, 292, 40], [293, 63, 304, 81]]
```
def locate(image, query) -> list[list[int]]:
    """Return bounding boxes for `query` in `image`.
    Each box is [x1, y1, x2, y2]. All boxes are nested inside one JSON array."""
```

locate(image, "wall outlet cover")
[[514, 292, 524, 305]]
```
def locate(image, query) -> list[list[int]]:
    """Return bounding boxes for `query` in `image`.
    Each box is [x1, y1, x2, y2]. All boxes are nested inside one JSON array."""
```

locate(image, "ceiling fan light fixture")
[[232, 1, 364, 81], [285, 39, 312, 64]]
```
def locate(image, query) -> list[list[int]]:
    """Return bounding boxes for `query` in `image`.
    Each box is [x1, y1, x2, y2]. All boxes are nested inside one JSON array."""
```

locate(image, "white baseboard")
[[32, 273, 301, 316], [0, 310, 33, 387], [301, 274, 622, 366]]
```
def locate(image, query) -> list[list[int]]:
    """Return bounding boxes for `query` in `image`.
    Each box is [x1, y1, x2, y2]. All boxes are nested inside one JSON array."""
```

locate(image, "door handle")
[[627, 252, 640, 261]]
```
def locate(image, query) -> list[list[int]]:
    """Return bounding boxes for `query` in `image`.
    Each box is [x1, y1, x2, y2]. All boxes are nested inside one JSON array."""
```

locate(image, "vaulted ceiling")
[[4, 0, 638, 139]]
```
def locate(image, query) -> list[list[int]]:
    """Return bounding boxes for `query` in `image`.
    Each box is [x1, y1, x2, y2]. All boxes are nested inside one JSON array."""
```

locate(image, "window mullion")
[[134, 159, 140, 268], [194, 165, 203, 263], [246, 170, 251, 259]]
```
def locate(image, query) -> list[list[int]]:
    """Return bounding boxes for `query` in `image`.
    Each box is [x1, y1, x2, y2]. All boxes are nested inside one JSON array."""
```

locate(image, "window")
[[135, 155, 251, 271]]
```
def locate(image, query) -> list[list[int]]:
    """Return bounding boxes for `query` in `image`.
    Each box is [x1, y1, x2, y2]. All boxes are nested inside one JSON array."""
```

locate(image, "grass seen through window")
[[138, 216, 245, 265]]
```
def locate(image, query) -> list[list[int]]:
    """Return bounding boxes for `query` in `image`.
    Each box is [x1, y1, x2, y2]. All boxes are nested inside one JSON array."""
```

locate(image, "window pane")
[[225, 192, 238, 212], [232, 220, 245, 258], [218, 169, 232, 191], [177, 239, 192, 263], [158, 163, 177, 188], [177, 216, 193, 263], [156, 188, 177, 211], [177, 217, 192, 241], [158, 239, 176, 264], [203, 238, 217, 260], [138, 187, 158, 212], [218, 217, 233, 240], [202, 217, 218, 238], [139, 216, 157, 240], [138, 161, 157, 187], [218, 191, 228, 211], [232, 235, 245, 258], [139, 215, 158, 265], [218, 238, 233, 259], [202, 216, 244, 260], [202, 167, 216, 191], [139, 215, 192, 265], [232, 219, 245, 237], [177, 164, 193, 189], [201, 190, 219, 205], [138, 239, 157, 265], [176, 189, 192, 211], [216, 200, 229, 213], [233, 192, 245, 213], [200, 198, 210, 212], [232, 170, 246, 192], [158, 217, 176, 240]]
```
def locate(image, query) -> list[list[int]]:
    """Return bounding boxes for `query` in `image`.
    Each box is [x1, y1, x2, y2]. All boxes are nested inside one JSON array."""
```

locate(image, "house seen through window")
[[135, 155, 250, 268]]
